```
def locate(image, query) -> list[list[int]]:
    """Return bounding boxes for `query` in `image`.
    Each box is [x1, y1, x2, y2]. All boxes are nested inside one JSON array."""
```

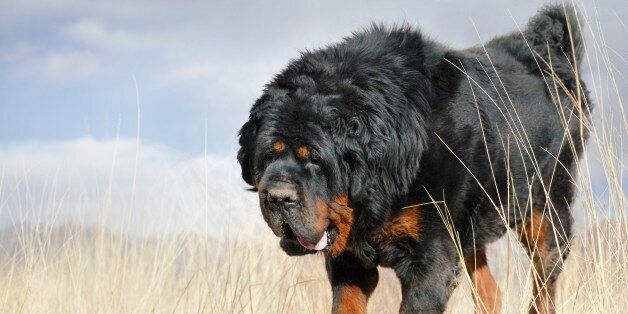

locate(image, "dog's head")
[[238, 87, 358, 257], [238, 27, 430, 257]]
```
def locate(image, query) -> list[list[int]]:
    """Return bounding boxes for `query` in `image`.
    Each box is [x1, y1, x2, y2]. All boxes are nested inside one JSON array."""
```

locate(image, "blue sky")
[[3, 0, 624, 155], [0, 0, 625, 232]]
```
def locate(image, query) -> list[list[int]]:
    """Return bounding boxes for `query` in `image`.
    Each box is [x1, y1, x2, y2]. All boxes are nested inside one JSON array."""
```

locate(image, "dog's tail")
[[488, 4, 585, 69], [525, 4, 584, 66], [486, 4, 590, 112]]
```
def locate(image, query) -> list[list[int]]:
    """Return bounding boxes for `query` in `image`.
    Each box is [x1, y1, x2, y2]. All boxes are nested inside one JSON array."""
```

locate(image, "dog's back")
[[433, 5, 590, 206]]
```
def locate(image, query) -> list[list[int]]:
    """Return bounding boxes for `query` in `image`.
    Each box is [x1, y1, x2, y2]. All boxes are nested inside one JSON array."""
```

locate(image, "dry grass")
[[0, 2, 626, 313], [0, 219, 624, 313]]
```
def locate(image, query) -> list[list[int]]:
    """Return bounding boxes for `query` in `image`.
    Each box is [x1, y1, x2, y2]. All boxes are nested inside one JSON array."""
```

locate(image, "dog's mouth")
[[281, 222, 338, 253]]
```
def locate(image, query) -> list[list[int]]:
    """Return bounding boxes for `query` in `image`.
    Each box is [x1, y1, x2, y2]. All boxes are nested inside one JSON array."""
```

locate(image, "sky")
[[1, 0, 625, 154], [0, 0, 625, 234]]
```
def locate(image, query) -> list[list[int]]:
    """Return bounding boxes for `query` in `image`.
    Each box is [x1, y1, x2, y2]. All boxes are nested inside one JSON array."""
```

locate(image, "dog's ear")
[[237, 117, 259, 187], [238, 88, 288, 187], [344, 151, 368, 202]]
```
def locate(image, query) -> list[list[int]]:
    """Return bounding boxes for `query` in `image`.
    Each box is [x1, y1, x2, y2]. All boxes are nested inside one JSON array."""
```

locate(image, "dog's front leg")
[[395, 241, 461, 313], [325, 252, 379, 314]]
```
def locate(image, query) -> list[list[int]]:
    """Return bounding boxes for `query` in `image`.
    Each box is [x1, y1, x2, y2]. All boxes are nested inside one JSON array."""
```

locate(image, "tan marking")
[[373, 205, 421, 245], [273, 141, 285, 152], [297, 146, 309, 158], [334, 195, 349, 206], [324, 196, 354, 258], [519, 212, 555, 314], [520, 213, 548, 253], [311, 198, 332, 234], [465, 250, 501, 314], [336, 285, 367, 314]]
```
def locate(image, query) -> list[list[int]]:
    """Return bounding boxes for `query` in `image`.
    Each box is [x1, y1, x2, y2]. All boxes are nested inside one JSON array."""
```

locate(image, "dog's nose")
[[267, 187, 298, 208]]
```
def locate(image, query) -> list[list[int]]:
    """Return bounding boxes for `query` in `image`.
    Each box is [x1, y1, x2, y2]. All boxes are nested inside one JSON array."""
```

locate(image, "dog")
[[238, 4, 590, 313]]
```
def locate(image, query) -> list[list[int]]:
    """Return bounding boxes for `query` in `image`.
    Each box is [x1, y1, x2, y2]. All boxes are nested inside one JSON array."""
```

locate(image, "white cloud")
[[2, 0, 170, 22], [41, 50, 100, 79], [161, 59, 285, 104], [1, 45, 100, 81], [61, 18, 156, 53], [0, 138, 260, 237]]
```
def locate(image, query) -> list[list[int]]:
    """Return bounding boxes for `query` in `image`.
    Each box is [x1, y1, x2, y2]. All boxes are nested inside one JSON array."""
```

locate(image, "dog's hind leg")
[[519, 141, 578, 314], [518, 203, 572, 314], [464, 249, 501, 314]]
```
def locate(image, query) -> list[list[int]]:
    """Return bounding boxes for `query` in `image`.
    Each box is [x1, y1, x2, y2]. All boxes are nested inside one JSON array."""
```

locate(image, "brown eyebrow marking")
[[334, 195, 349, 206], [273, 141, 286, 152], [298, 146, 309, 158]]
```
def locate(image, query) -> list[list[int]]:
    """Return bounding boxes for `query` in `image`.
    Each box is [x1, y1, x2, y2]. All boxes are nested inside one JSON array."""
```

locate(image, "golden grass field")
[[0, 3, 626, 313], [0, 218, 625, 313]]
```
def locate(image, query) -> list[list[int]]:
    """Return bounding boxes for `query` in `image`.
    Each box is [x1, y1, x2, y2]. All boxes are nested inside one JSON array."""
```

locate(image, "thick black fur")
[[238, 5, 590, 312]]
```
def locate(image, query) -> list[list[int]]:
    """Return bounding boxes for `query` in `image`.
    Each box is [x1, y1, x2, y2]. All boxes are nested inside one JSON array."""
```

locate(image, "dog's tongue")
[[297, 231, 328, 251]]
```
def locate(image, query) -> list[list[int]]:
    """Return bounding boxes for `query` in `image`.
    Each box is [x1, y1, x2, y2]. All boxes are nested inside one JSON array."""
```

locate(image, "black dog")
[[238, 5, 590, 313]]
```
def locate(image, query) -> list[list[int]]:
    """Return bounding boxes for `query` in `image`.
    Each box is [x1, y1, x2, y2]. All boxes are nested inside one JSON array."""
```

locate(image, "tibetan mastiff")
[[238, 5, 590, 313]]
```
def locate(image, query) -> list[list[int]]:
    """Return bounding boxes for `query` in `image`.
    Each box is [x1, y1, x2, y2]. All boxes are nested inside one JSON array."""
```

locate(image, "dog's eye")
[[273, 141, 286, 153], [297, 146, 310, 159]]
